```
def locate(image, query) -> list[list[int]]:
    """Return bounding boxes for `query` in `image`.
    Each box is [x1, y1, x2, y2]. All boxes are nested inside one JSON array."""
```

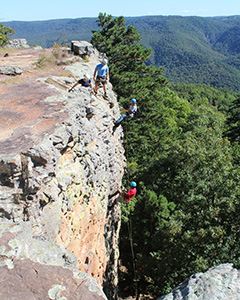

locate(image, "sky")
[[1, 0, 240, 22]]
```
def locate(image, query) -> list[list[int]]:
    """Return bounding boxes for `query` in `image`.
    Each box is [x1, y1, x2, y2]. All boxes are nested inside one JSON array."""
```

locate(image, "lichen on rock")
[[0, 43, 125, 300]]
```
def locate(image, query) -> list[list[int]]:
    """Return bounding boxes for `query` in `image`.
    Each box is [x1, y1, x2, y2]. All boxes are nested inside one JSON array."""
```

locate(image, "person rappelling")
[[108, 181, 137, 209], [113, 98, 139, 131]]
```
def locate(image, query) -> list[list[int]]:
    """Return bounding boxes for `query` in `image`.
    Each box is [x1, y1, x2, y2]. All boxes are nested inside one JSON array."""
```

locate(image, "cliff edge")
[[0, 45, 125, 299]]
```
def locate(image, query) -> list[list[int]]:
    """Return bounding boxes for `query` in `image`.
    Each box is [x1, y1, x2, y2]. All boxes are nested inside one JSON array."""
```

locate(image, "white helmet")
[[102, 58, 107, 65], [84, 73, 90, 80]]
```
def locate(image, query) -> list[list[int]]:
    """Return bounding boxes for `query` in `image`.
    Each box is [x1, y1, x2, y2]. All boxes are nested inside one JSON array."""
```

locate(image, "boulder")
[[158, 264, 240, 300], [7, 38, 30, 49], [0, 65, 23, 75], [0, 221, 107, 300], [71, 40, 96, 56]]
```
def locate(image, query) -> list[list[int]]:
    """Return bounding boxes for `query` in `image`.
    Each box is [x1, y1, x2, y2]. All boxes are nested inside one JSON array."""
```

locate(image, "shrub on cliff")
[[0, 24, 15, 47]]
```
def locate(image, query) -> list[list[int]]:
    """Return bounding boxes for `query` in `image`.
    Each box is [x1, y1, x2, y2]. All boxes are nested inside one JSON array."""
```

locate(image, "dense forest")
[[2, 15, 240, 299], [90, 13, 240, 299], [127, 16, 240, 91], [3, 15, 240, 92]]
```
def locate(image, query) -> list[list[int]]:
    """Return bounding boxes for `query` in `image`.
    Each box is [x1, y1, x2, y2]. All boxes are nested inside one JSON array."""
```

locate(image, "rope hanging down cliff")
[[125, 122, 136, 276]]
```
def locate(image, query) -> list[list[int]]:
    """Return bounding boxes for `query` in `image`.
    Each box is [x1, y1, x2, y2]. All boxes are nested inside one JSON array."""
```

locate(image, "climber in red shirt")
[[108, 181, 137, 208]]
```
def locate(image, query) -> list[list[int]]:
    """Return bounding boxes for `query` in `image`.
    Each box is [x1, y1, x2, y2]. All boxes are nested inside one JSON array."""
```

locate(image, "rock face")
[[71, 40, 96, 56], [0, 259, 108, 300], [0, 221, 107, 300], [0, 45, 125, 299], [158, 264, 240, 300], [7, 38, 30, 49]]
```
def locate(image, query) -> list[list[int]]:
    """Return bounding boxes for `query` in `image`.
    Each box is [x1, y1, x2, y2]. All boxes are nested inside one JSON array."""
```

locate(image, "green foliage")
[[34, 49, 55, 68], [91, 13, 143, 55], [3, 15, 240, 91], [225, 95, 240, 143], [91, 13, 158, 99], [170, 82, 237, 111], [127, 15, 240, 92], [213, 25, 240, 55], [0, 24, 15, 47], [129, 104, 240, 296], [2, 18, 98, 48], [93, 13, 240, 298]]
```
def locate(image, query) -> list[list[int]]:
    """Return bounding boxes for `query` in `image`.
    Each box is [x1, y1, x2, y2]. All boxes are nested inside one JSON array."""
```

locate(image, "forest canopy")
[[91, 13, 240, 299]]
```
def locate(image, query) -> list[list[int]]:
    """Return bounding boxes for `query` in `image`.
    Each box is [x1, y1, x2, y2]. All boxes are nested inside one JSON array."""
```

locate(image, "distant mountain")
[[125, 15, 240, 92], [3, 15, 240, 92], [2, 18, 98, 48]]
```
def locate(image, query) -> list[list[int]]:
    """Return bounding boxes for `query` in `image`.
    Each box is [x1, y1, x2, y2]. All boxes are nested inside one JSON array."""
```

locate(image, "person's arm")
[[124, 189, 131, 201], [127, 105, 133, 114], [106, 69, 109, 81], [68, 82, 79, 92]]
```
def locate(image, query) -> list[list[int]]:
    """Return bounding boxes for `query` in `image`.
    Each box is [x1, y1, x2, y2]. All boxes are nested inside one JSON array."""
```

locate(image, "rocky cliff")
[[158, 264, 240, 300], [0, 45, 125, 299]]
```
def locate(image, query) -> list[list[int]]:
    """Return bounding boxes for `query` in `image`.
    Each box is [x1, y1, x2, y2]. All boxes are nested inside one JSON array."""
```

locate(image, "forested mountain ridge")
[[88, 13, 240, 298], [3, 15, 240, 90], [2, 13, 240, 299], [127, 15, 240, 91]]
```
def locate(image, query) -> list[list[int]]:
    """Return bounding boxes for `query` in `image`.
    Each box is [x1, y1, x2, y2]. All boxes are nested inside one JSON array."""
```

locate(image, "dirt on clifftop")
[[0, 47, 80, 158]]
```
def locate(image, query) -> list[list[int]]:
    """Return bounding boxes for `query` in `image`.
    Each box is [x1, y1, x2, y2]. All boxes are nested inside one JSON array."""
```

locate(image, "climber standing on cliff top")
[[108, 181, 137, 208], [93, 58, 109, 98]]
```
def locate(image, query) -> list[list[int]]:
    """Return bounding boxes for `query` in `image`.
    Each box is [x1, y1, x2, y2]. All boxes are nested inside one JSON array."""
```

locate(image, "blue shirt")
[[78, 78, 91, 87], [95, 63, 109, 77]]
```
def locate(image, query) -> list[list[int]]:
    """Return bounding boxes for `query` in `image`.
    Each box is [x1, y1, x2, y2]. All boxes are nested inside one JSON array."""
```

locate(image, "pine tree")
[[225, 95, 240, 143], [92, 13, 240, 299], [91, 13, 167, 99]]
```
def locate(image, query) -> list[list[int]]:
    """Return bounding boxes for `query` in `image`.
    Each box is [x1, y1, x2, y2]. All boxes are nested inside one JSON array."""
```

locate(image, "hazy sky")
[[1, 0, 239, 22]]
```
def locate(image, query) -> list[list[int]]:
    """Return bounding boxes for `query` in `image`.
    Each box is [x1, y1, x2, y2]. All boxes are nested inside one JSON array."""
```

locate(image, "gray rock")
[[0, 65, 23, 75], [0, 47, 125, 300], [0, 221, 77, 269], [0, 258, 108, 300], [7, 38, 30, 49], [158, 264, 240, 300], [71, 40, 96, 56]]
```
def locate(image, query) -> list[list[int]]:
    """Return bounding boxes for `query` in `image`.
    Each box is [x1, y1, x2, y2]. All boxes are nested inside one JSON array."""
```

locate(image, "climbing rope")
[[124, 121, 136, 277]]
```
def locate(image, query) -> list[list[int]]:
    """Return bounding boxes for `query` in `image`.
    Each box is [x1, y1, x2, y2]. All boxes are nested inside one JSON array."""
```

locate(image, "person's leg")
[[109, 192, 125, 208], [103, 82, 107, 93], [94, 81, 99, 94], [116, 114, 127, 124], [108, 190, 121, 199], [102, 81, 109, 99]]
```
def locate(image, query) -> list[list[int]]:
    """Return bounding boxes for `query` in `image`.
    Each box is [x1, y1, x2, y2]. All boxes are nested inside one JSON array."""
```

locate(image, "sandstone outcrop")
[[0, 44, 125, 299], [7, 38, 30, 49], [158, 264, 240, 300], [71, 40, 95, 56], [0, 221, 107, 300]]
